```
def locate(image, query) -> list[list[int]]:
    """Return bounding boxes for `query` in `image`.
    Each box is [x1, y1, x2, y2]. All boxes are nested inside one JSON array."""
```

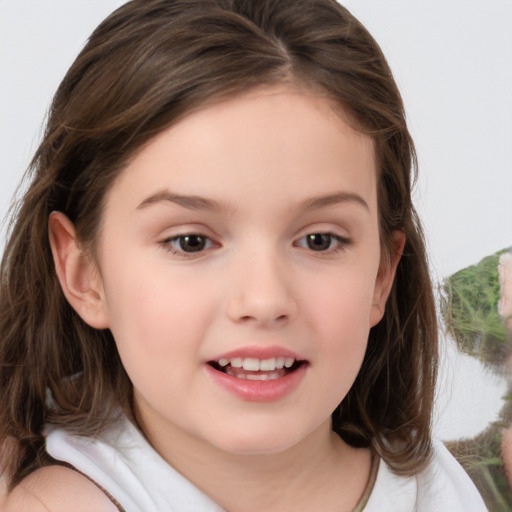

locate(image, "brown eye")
[[295, 232, 350, 253], [163, 234, 213, 255], [178, 234, 207, 252], [306, 233, 333, 251]]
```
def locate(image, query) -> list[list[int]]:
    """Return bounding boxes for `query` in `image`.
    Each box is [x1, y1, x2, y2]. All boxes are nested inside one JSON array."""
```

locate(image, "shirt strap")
[[48, 460, 126, 512], [352, 451, 380, 512]]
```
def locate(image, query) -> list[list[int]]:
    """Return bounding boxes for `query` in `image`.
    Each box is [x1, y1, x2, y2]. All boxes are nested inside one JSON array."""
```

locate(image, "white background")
[[1, 0, 511, 440]]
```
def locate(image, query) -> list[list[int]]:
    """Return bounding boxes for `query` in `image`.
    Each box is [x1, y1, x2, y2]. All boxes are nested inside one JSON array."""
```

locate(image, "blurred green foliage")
[[446, 423, 512, 512], [441, 248, 512, 512], [441, 249, 511, 369]]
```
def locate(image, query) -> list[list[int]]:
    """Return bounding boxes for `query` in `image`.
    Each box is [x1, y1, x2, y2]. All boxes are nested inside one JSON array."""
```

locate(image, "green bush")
[[441, 248, 511, 369]]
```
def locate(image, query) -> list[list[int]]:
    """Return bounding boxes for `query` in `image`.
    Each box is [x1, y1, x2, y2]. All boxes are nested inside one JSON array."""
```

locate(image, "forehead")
[[105, 86, 377, 216]]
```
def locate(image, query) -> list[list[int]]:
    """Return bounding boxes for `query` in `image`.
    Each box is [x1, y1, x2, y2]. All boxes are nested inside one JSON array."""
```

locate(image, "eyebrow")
[[136, 190, 369, 213], [137, 190, 230, 212], [301, 192, 369, 212]]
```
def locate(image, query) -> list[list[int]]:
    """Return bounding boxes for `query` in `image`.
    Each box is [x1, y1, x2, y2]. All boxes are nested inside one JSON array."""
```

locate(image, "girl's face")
[[87, 87, 399, 456]]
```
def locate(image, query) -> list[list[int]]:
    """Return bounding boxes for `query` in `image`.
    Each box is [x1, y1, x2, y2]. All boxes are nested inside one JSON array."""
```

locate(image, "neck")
[[137, 413, 372, 512]]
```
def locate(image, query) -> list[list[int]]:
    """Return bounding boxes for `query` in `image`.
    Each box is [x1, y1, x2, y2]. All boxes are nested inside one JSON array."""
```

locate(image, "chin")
[[203, 421, 315, 457]]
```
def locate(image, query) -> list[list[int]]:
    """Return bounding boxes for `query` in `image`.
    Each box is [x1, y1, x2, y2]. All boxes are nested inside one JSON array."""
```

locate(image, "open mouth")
[[208, 357, 306, 381]]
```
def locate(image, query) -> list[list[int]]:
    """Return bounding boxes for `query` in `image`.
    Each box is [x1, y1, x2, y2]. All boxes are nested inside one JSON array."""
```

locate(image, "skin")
[[3, 466, 118, 511], [8, 86, 403, 511], [499, 253, 512, 486], [498, 253, 512, 331]]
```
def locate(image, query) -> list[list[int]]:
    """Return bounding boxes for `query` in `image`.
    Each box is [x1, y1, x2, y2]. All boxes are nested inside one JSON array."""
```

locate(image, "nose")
[[225, 248, 297, 328]]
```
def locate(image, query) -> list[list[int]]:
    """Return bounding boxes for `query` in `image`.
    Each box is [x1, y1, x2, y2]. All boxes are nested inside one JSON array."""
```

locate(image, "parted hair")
[[0, 0, 438, 487]]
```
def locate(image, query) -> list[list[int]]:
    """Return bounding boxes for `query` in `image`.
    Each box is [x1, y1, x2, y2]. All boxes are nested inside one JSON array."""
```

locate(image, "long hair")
[[0, 0, 437, 487]]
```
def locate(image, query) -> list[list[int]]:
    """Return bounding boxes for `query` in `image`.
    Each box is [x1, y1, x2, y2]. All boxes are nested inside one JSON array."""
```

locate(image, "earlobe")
[[369, 231, 406, 327], [48, 212, 110, 329]]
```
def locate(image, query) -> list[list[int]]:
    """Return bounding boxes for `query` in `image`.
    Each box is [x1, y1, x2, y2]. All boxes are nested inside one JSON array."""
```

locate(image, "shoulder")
[[415, 441, 488, 512], [2, 466, 117, 512], [364, 441, 488, 512]]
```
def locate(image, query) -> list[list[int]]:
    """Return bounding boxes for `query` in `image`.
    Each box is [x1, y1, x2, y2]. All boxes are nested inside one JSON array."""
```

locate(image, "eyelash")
[[160, 234, 214, 256], [160, 232, 351, 257], [294, 233, 351, 253]]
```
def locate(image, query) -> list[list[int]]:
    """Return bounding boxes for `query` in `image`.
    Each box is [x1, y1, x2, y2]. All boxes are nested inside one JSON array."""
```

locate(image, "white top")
[[45, 417, 488, 512]]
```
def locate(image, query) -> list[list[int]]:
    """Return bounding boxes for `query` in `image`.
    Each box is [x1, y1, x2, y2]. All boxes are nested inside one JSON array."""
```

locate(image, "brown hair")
[[0, 0, 437, 487]]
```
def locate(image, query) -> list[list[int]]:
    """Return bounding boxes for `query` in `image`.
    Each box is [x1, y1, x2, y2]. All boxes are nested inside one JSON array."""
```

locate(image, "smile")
[[209, 356, 306, 380], [209, 356, 304, 381], [206, 354, 308, 400]]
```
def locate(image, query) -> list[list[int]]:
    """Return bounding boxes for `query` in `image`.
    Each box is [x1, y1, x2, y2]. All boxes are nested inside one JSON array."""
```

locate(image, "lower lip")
[[205, 363, 307, 402]]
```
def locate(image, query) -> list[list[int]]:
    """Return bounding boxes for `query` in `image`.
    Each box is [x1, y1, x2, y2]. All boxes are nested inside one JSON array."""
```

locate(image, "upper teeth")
[[218, 357, 295, 371]]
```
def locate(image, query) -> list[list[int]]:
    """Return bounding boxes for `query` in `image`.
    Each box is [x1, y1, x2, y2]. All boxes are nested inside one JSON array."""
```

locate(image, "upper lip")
[[209, 345, 306, 362]]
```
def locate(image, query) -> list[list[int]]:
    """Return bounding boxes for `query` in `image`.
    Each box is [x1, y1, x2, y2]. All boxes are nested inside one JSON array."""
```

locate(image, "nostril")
[[238, 314, 288, 324]]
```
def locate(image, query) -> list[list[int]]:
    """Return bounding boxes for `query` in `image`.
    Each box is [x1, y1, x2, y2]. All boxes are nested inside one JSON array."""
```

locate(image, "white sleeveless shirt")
[[45, 417, 487, 512]]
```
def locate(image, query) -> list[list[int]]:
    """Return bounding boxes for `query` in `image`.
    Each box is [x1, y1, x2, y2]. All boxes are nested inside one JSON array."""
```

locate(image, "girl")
[[0, 0, 486, 510]]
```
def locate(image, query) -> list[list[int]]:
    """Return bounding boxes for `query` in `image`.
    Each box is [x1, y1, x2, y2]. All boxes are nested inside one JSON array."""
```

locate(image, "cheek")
[[301, 264, 378, 385], [303, 265, 377, 336], [101, 259, 218, 370]]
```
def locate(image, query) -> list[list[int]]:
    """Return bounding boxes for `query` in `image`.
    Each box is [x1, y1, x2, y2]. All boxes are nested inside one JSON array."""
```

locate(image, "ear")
[[48, 211, 110, 329], [369, 230, 406, 327]]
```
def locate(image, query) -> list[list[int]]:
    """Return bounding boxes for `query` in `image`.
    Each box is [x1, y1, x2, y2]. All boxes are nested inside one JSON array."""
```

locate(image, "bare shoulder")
[[2, 466, 117, 512]]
